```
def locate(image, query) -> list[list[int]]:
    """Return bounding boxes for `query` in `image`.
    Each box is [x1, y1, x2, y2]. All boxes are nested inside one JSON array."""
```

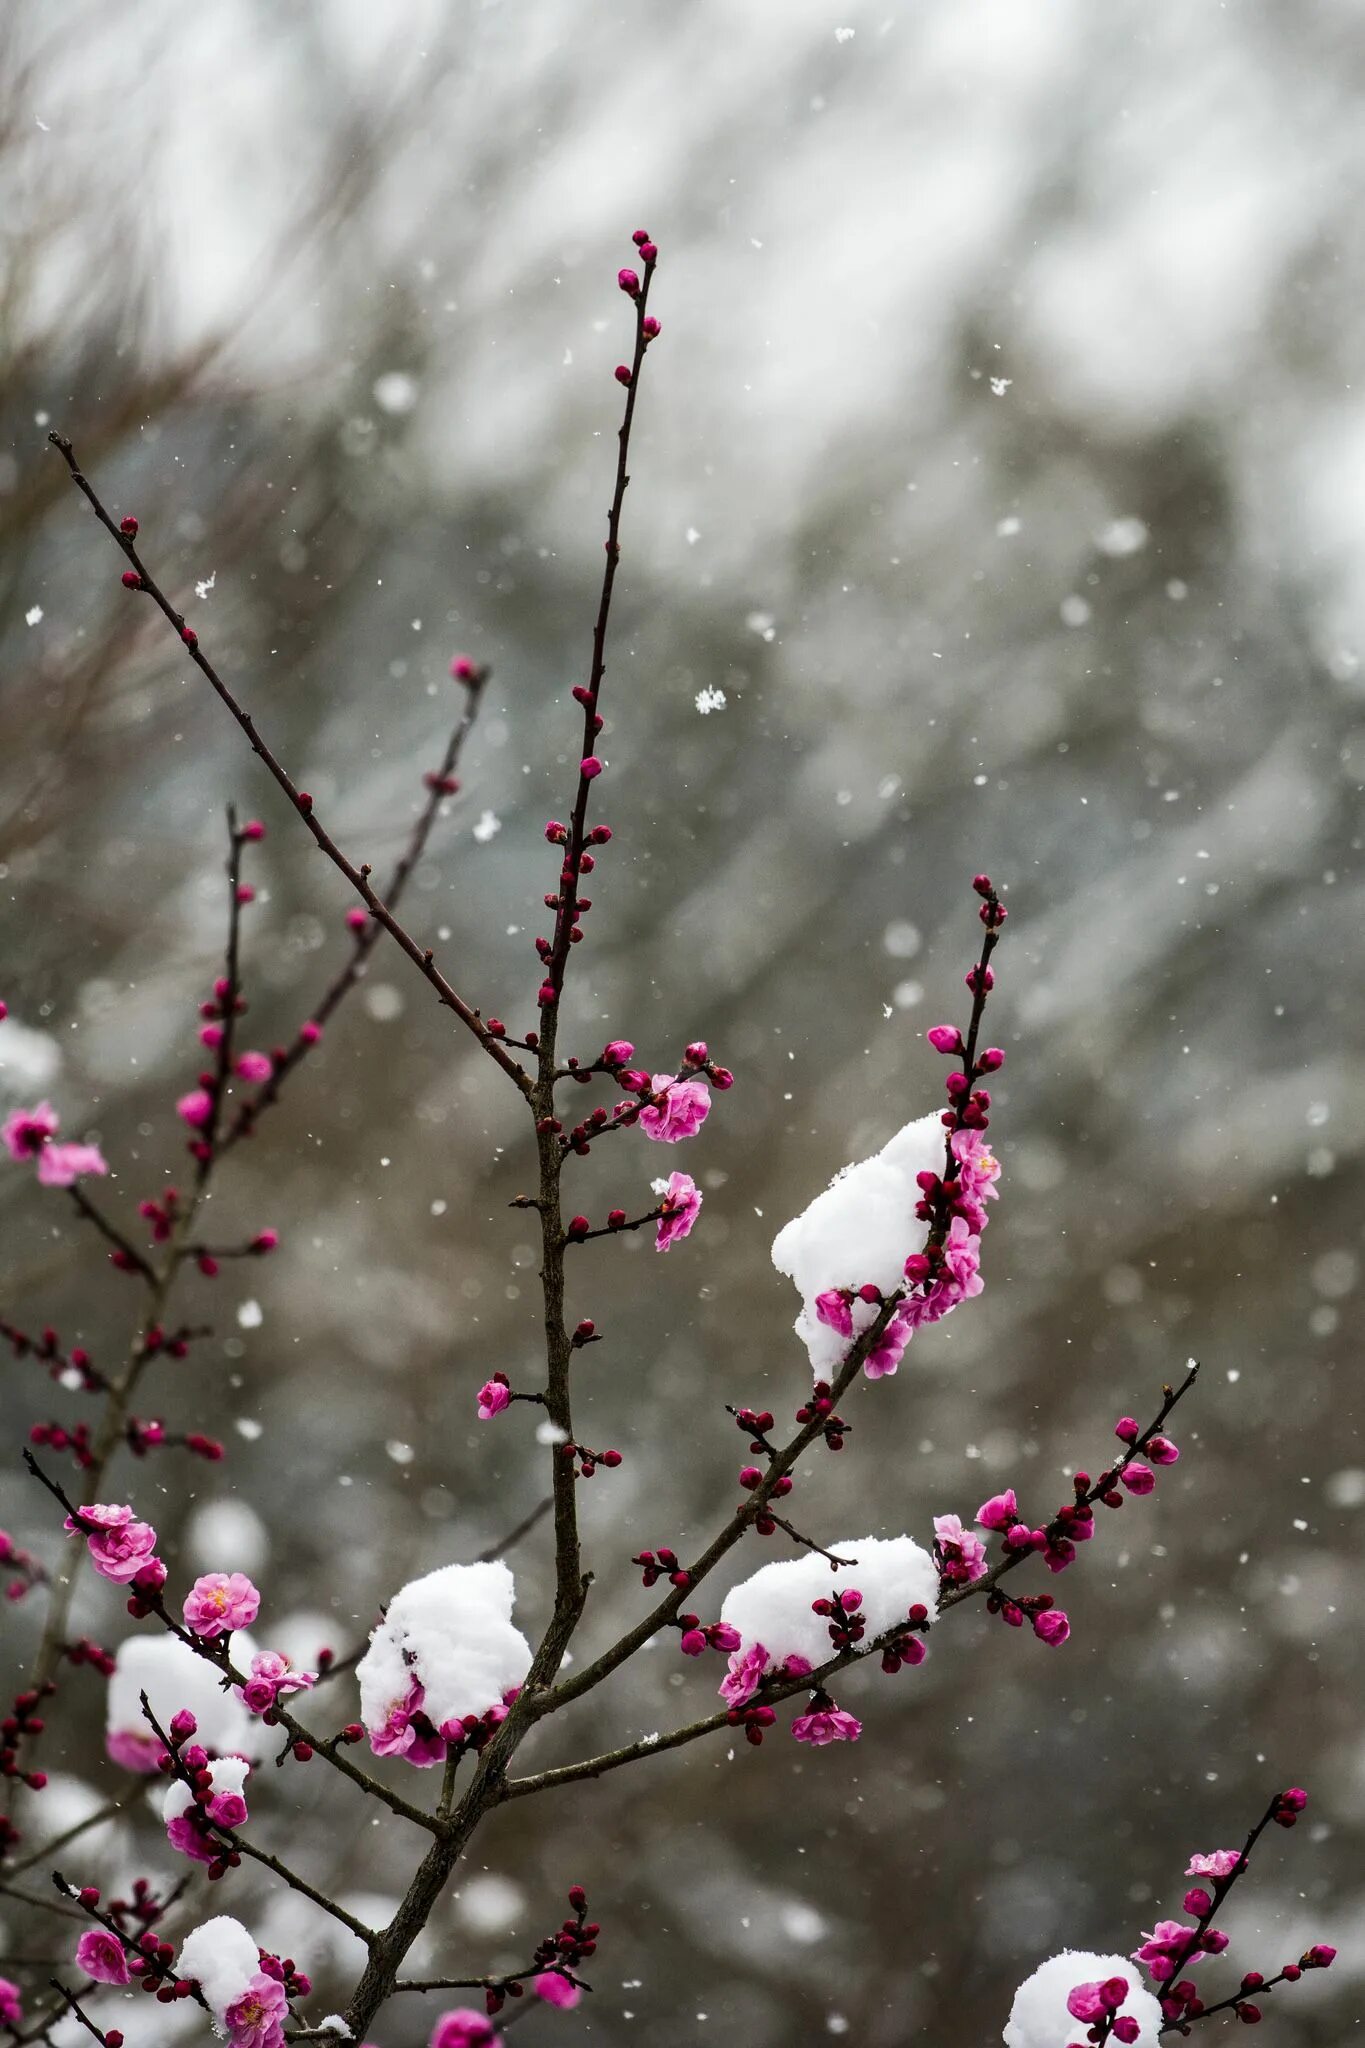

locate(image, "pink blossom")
[[951, 1136, 1000, 1233], [177, 1088, 213, 1128], [790, 1705, 862, 1745], [106, 1726, 163, 1773], [36, 1140, 109, 1186], [1120, 1461, 1156, 1495], [183, 1571, 260, 1639], [2, 1101, 59, 1160], [1132, 1919, 1195, 1981], [933, 1513, 987, 1584], [1066, 1976, 1130, 2022], [1031, 1608, 1070, 1647], [814, 1289, 853, 1337], [709, 1621, 741, 1652], [533, 1972, 581, 2010], [236, 1051, 273, 1083], [638, 1074, 711, 1143], [719, 1641, 770, 1708], [0, 1980, 22, 2028], [476, 1377, 511, 1421], [976, 1489, 1018, 1532], [655, 1171, 702, 1250], [207, 1788, 248, 1828], [926, 1025, 962, 1053], [224, 1973, 289, 2048], [75, 1928, 131, 1986], [941, 1215, 984, 1299], [236, 1650, 316, 1716], [64, 1503, 160, 1586], [1146, 1434, 1180, 1465], [430, 2011, 496, 2048], [166, 1810, 219, 1863], [865, 1305, 916, 1380], [1186, 1849, 1242, 1880], [370, 1676, 447, 1767]]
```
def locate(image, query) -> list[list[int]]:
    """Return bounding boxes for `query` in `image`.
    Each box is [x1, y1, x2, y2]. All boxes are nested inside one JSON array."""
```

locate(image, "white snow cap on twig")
[[1004, 1951, 1162, 2047], [720, 1537, 937, 1668], [771, 1111, 943, 1373], [177, 1915, 261, 2025], [356, 1560, 531, 1733]]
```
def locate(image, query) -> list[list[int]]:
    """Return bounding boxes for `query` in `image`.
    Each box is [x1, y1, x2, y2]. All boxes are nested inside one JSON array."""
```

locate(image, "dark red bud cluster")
[[1, 1679, 56, 1787], [812, 1586, 865, 1651], [29, 1418, 95, 1470], [794, 1381, 848, 1450], [560, 1440, 622, 1480], [632, 1547, 689, 1589]]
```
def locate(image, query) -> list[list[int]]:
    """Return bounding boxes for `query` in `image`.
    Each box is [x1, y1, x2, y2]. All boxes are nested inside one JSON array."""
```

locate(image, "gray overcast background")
[[2, 3, 1363, 2044]]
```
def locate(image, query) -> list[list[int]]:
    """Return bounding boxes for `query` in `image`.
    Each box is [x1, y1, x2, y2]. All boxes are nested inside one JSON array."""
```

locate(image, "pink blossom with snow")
[[813, 1289, 853, 1336], [224, 1973, 289, 2048]]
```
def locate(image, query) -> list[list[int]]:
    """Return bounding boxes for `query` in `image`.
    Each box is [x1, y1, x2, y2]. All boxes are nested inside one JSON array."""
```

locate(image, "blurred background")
[[2, 1, 1363, 2042]]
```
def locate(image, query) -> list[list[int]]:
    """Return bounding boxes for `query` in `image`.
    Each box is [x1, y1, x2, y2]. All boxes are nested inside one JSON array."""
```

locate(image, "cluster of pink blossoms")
[[235, 1650, 316, 1716], [63, 1503, 164, 1591], [2, 1100, 109, 1187], [370, 1676, 518, 1770], [811, 1125, 1000, 1380]]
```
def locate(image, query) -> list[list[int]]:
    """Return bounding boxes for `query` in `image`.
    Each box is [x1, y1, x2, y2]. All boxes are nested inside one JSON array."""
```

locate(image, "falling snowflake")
[[25, 606, 42, 626], [835, 25, 855, 40], [695, 687, 727, 715], [472, 809, 501, 843], [373, 372, 419, 416], [989, 377, 1012, 396], [746, 611, 776, 642], [195, 572, 216, 601]]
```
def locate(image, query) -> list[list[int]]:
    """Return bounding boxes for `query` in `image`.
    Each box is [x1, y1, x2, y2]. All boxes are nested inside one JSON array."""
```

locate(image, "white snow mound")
[[1004, 1950, 1162, 2048], [771, 1112, 943, 1373], [720, 1537, 937, 1668], [178, 1915, 261, 2022], [356, 1560, 531, 1733]]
